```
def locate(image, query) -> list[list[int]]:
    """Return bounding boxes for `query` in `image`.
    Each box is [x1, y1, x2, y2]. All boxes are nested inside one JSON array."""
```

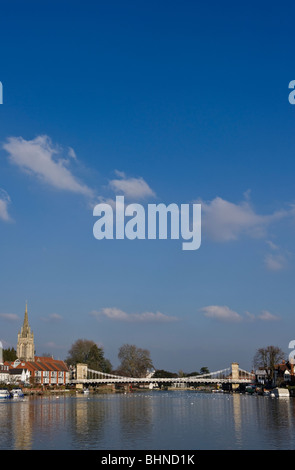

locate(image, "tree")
[[66, 339, 112, 373], [185, 371, 200, 377], [253, 345, 286, 383], [87, 344, 112, 373], [153, 369, 178, 378], [117, 344, 153, 377], [3, 347, 17, 362]]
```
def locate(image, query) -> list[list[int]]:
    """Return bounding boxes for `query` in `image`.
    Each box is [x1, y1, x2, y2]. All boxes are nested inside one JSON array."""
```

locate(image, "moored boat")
[[0, 389, 11, 399], [10, 388, 24, 398], [245, 384, 256, 394], [270, 387, 290, 398]]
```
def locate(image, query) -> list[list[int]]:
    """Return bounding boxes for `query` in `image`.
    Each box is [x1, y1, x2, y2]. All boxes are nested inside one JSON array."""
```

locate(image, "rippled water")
[[0, 390, 294, 450]]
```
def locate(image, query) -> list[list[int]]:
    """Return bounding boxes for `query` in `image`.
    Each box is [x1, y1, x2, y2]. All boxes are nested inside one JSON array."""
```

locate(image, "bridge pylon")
[[76, 363, 88, 389], [231, 362, 239, 390]]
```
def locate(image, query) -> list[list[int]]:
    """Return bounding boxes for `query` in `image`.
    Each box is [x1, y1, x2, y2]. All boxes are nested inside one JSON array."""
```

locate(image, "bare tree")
[[253, 345, 286, 383], [117, 344, 153, 377]]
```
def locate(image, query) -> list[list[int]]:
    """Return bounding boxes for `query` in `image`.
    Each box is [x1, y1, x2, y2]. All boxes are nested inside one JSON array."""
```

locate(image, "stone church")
[[16, 303, 35, 362]]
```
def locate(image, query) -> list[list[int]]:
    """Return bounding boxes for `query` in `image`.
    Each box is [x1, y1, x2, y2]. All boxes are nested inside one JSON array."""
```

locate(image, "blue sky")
[[0, 0, 295, 373]]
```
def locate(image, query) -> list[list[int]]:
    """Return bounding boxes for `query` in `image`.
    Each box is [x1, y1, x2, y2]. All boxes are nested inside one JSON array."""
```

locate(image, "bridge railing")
[[73, 363, 255, 384]]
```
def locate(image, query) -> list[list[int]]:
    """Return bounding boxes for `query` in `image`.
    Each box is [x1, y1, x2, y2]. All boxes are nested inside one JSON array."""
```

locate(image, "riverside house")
[[6, 356, 70, 386]]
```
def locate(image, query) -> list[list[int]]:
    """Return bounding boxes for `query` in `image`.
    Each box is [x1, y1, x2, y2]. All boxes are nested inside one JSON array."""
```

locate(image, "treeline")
[[66, 340, 153, 377], [153, 367, 210, 378], [2, 340, 210, 378], [2, 347, 17, 362], [65, 339, 209, 378]]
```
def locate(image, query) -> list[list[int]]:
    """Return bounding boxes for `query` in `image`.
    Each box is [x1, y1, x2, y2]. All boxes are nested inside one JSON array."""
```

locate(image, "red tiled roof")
[[7, 356, 69, 373]]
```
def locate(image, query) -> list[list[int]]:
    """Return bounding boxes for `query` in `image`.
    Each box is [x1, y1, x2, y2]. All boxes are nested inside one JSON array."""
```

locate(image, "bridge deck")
[[71, 377, 253, 385]]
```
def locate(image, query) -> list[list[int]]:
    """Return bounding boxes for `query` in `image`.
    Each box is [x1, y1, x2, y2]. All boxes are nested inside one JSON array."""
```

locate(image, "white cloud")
[[41, 313, 63, 323], [91, 307, 178, 323], [264, 252, 287, 271], [200, 305, 242, 322], [264, 240, 290, 271], [3, 135, 94, 197], [198, 195, 292, 242], [266, 240, 279, 250], [68, 147, 77, 160], [257, 310, 280, 321], [109, 171, 156, 200], [0, 189, 13, 222], [43, 341, 64, 350], [0, 313, 20, 322], [201, 305, 281, 323]]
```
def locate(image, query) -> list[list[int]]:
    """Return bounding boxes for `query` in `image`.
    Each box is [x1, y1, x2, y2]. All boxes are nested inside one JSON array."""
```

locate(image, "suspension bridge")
[[71, 362, 255, 387]]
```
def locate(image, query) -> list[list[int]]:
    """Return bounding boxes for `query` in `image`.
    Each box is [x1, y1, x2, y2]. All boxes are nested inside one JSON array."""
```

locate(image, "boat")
[[245, 385, 256, 394], [270, 387, 290, 398], [10, 388, 24, 399], [83, 388, 89, 395], [0, 389, 11, 399]]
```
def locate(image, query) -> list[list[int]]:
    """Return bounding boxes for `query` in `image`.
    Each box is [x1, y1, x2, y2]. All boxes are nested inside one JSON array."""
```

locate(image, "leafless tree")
[[118, 344, 153, 377], [253, 345, 286, 382]]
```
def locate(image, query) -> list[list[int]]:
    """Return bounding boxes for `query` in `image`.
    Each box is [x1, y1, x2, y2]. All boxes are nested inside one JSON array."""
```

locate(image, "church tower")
[[17, 303, 35, 362]]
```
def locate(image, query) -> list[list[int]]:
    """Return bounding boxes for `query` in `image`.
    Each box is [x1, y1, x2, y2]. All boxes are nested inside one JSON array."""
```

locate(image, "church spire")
[[22, 301, 30, 335], [17, 302, 35, 362]]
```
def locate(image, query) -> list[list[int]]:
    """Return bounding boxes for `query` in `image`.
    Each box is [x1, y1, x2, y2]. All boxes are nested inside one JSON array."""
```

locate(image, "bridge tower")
[[231, 362, 239, 390], [76, 363, 88, 389]]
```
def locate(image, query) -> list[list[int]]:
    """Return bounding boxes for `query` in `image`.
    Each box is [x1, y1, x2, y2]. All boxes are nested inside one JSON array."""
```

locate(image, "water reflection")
[[232, 394, 242, 447], [0, 391, 295, 450]]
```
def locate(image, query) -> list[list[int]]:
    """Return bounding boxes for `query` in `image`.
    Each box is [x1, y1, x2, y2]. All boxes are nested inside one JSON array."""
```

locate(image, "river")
[[0, 390, 294, 450]]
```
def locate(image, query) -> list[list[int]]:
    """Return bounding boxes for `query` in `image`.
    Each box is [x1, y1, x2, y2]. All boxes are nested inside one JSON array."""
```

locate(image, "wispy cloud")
[[198, 193, 294, 242], [41, 313, 63, 323], [42, 341, 65, 350], [0, 189, 13, 222], [201, 305, 242, 322], [109, 170, 156, 200], [91, 307, 178, 323], [257, 310, 280, 321], [201, 305, 280, 323], [264, 252, 287, 271], [0, 313, 20, 322], [3, 135, 94, 197], [264, 240, 291, 271]]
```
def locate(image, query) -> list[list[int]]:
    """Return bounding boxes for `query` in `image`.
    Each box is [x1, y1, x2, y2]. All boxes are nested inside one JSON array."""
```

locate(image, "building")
[[2, 303, 70, 387], [9, 364, 30, 384], [17, 303, 35, 362], [273, 360, 295, 386], [255, 369, 268, 385], [9, 356, 70, 386], [0, 364, 10, 383]]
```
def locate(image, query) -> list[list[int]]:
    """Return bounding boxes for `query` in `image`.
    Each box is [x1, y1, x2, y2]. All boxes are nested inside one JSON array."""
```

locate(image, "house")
[[5, 356, 69, 386], [33, 356, 70, 385], [9, 366, 30, 384], [255, 369, 268, 384], [0, 364, 10, 383], [273, 360, 295, 386]]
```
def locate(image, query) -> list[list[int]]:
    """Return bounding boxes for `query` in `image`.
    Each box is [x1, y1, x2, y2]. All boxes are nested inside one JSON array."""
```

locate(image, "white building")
[[0, 364, 10, 383]]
